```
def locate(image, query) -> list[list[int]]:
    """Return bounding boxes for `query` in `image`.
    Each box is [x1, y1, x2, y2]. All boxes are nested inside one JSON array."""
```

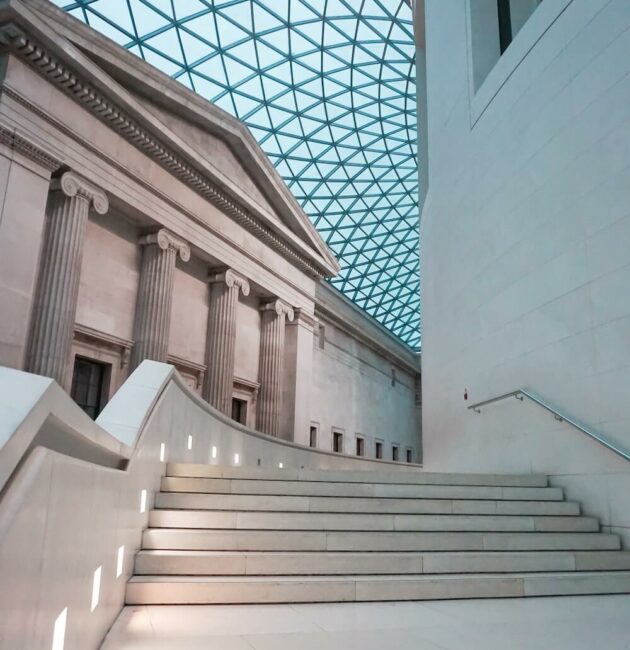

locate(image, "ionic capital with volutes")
[[139, 228, 190, 261], [50, 170, 109, 215], [260, 298, 295, 322], [208, 268, 250, 296]]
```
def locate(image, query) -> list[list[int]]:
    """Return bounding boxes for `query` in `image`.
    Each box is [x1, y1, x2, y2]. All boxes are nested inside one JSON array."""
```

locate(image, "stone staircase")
[[126, 464, 630, 604]]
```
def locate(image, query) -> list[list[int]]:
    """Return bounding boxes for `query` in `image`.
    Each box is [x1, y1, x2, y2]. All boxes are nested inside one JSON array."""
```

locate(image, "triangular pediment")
[[0, 0, 340, 278]]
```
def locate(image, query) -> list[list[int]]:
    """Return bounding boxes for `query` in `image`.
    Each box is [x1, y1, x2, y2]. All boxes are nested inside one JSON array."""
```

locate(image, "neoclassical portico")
[[26, 170, 108, 387], [0, 1, 420, 459]]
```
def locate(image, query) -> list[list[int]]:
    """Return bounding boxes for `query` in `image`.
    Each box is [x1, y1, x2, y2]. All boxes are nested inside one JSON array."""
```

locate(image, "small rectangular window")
[[375, 440, 383, 459], [333, 431, 343, 453], [406, 448, 412, 464], [318, 324, 326, 349], [392, 445, 399, 462], [71, 357, 109, 419], [497, 0, 512, 54], [231, 398, 247, 425], [356, 436, 365, 457], [309, 425, 318, 448]]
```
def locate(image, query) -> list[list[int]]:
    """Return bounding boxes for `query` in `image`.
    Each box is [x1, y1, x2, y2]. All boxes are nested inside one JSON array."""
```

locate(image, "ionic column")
[[27, 171, 108, 385], [257, 299, 294, 436], [130, 229, 190, 370], [204, 269, 250, 415]]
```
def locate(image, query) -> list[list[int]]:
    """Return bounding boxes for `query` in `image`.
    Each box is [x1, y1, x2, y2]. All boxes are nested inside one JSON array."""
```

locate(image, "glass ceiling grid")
[[56, 0, 420, 350]]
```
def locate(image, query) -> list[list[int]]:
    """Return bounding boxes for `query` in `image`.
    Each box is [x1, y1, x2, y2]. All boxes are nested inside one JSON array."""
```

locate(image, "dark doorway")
[[309, 426, 317, 448], [231, 398, 247, 425], [70, 357, 108, 419]]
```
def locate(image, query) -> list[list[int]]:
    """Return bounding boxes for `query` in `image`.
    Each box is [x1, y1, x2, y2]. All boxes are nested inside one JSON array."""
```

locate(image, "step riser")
[[154, 493, 580, 515], [142, 530, 621, 552], [126, 572, 630, 605], [166, 464, 549, 487], [134, 551, 630, 576], [148, 510, 598, 533], [161, 478, 563, 501]]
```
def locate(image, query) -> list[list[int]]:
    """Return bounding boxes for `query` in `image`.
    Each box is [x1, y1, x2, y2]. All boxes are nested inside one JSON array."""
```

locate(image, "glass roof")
[[56, 0, 420, 350]]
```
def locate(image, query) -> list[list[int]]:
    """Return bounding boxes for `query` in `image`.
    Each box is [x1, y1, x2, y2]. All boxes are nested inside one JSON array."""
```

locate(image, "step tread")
[[130, 570, 630, 583], [161, 477, 564, 500], [136, 549, 630, 558], [126, 570, 630, 603], [142, 528, 621, 552], [134, 549, 630, 575], [166, 464, 548, 487], [154, 492, 580, 515], [148, 509, 598, 532]]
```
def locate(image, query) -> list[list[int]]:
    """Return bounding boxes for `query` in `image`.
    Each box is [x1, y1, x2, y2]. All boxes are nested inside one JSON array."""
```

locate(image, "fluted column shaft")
[[27, 171, 108, 385], [204, 269, 250, 415], [130, 229, 190, 370], [257, 299, 294, 436]]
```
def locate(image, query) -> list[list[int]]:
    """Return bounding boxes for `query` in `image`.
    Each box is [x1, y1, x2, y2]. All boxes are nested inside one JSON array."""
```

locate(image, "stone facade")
[[0, 0, 421, 458]]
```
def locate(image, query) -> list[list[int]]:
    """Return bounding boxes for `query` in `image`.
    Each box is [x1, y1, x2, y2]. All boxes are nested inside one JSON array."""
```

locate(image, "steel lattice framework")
[[56, 0, 420, 349]]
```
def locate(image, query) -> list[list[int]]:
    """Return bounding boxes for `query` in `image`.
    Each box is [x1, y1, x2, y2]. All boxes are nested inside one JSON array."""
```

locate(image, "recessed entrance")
[[70, 356, 109, 419]]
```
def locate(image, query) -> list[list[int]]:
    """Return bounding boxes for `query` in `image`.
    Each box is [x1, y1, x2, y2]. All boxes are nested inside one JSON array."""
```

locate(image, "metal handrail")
[[468, 389, 630, 462]]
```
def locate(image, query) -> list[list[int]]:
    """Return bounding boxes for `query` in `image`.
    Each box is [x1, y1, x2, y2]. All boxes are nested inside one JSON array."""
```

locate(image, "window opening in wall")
[[406, 448, 412, 463], [470, 0, 544, 91], [392, 444, 399, 462], [231, 398, 247, 425], [333, 430, 343, 453], [70, 357, 109, 419], [497, 0, 512, 53], [375, 440, 383, 459], [356, 436, 365, 457], [318, 324, 326, 349], [309, 425, 318, 448]]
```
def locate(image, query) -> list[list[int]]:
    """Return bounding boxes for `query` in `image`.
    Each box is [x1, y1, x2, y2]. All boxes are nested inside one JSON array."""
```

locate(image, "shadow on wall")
[[0, 361, 422, 650]]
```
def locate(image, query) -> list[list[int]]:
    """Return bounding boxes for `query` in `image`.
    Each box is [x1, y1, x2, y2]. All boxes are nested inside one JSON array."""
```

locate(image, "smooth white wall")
[[421, 0, 630, 541]]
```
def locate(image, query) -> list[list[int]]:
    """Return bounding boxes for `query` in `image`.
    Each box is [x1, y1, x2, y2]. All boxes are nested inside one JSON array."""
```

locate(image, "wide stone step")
[[166, 464, 548, 487], [148, 509, 598, 533], [125, 571, 630, 605], [142, 528, 620, 552], [155, 492, 580, 515], [161, 477, 564, 501], [134, 549, 630, 576]]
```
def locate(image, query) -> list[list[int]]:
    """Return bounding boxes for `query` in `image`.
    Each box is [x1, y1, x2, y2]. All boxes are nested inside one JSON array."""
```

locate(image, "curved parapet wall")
[[0, 360, 421, 649]]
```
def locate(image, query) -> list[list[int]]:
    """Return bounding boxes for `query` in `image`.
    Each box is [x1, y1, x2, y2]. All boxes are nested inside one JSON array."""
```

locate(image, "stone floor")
[[101, 595, 630, 649]]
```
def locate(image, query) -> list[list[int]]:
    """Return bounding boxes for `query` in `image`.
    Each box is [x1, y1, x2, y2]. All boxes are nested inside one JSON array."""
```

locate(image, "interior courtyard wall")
[[168, 260, 210, 368], [76, 213, 140, 342], [0, 144, 51, 370], [233, 293, 262, 384], [311, 316, 421, 461], [421, 0, 630, 540]]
